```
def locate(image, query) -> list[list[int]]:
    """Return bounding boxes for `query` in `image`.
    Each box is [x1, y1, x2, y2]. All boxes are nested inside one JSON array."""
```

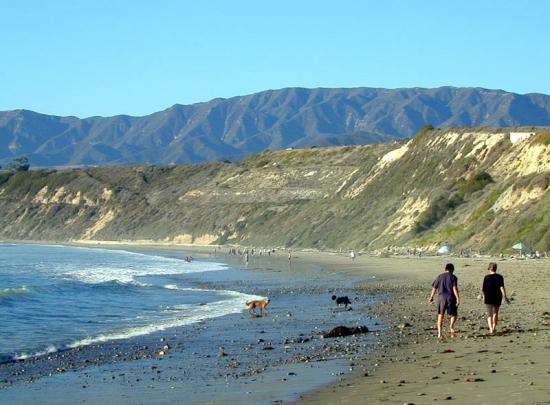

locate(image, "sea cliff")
[[0, 127, 548, 253]]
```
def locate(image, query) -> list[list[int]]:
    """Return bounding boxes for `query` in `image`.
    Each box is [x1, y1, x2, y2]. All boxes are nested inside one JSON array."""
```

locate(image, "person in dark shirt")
[[429, 263, 460, 339], [482, 262, 510, 335]]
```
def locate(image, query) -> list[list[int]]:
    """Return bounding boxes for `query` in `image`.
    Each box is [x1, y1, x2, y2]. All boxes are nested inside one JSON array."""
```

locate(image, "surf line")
[[11, 286, 263, 362]]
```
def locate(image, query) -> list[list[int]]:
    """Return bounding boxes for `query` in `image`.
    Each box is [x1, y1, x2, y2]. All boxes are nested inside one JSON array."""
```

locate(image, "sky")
[[1, 0, 549, 117]]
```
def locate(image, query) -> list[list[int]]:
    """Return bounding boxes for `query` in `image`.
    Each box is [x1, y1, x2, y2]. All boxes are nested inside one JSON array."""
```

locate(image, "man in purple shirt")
[[429, 263, 461, 339]]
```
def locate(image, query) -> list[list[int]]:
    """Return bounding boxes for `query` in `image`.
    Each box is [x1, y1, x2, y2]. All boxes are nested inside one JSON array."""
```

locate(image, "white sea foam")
[[52, 247, 229, 285], [63, 262, 227, 285], [63, 289, 263, 350], [15, 344, 59, 360], [163, 285, 214, 293], [0, 286, 31, 297]]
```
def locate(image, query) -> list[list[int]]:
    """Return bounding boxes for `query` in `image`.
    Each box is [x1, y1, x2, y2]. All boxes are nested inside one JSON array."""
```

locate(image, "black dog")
[[331, 295, 351, 307]]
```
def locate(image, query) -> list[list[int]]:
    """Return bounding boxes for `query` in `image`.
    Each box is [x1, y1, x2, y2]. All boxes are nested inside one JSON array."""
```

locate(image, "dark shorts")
[[438, 297, 457, 316]]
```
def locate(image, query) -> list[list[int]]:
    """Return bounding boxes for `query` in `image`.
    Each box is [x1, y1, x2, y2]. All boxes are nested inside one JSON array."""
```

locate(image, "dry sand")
[[296, 253, 550, 404]]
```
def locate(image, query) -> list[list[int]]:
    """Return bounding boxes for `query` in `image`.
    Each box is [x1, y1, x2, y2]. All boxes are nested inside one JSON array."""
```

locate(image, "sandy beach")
[[298, 253, 550, 404], [1, 242, 549, 404]]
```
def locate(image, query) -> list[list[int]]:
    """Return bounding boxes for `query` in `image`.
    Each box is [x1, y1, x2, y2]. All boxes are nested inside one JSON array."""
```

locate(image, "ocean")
[[0, 243, 259, 363]]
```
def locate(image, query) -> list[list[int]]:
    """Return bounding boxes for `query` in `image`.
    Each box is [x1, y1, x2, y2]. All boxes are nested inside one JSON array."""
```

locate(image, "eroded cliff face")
[[0, 127, 548, 253]]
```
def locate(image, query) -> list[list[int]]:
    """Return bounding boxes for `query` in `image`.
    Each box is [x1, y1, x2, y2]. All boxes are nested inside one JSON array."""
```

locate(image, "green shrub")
[[522, 172, 550, 191], [454, 171, 494, 199], [6, 156, 30, 172], [414, 172, 494, 234], [411, 124, 434, 146], [3, 170, 50, 195], [0, 172, 13, 186], [468, 190, 502, 222], [414, 194, 461, 233], [254, 159, 270, 168]]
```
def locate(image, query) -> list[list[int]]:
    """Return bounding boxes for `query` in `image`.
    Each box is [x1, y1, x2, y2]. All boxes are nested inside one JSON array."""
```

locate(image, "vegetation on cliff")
[[0, 127, 548, 253]]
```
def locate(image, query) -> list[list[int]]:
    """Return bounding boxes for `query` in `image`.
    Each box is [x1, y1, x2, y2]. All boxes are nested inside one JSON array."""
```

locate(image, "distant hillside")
[[0, 126, 548, 253], [1, 87, 550, 167]]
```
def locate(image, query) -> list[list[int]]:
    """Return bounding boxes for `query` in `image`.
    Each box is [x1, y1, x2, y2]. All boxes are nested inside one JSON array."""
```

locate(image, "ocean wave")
[[57, 248, 229, 285], [13, 344, 59, 361], [62, 261, 227, 285], [63, 244, 208, 264], [5, 243, 230, 285], [162, 284, 214, 292], [3, 244, 260, 363], [12, 289, 263, 360], [0, 286, 33, 298]]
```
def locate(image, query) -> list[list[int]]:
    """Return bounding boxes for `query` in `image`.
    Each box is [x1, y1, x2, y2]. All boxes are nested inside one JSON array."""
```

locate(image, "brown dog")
[[246, 298, 270, 316]]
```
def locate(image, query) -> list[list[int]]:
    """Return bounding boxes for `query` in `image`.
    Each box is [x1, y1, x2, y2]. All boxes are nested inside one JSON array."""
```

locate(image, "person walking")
[[482, 262, 510, 335], [428, 263, 460, 339]]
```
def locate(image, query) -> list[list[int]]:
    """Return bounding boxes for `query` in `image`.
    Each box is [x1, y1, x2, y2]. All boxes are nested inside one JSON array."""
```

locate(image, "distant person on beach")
[[481, 262, 510, 335], [428, 263, 460, 339], [350, 250, 356, 261]]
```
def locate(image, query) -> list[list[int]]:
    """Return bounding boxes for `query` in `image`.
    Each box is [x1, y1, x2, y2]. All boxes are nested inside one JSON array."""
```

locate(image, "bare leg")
[[487, 316, 494, 334], [437, 314, 445, 338], [492, 307, 500, 334], [449, 316, 457, 334]]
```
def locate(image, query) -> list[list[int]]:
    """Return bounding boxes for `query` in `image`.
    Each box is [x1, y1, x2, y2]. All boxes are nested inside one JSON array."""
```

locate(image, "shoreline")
[[0, 241, 384, 404], [1, 240, 549, 403]]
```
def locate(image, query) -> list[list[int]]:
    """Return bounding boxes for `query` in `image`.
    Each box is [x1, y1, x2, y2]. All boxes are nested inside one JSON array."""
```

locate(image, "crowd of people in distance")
[[227, 247, 277, 256]]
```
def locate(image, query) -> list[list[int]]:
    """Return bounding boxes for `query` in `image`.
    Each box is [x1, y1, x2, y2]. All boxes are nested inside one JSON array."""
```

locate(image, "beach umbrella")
[[512, 242, 526, 250], [437, 245, 450, 254], [512, 242, 526, 256]]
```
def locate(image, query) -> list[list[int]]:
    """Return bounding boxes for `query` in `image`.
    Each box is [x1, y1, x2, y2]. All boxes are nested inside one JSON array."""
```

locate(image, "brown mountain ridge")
[[2, 86, 550, 167]]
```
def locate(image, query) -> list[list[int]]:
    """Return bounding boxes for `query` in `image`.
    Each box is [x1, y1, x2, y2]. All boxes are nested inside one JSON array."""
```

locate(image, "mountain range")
[[1, 86, 550, 167]]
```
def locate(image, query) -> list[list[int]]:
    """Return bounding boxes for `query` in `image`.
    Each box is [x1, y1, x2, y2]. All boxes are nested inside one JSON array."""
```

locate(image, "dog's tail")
[[245, 301, 251, 306], [331, 295, 337, 300]]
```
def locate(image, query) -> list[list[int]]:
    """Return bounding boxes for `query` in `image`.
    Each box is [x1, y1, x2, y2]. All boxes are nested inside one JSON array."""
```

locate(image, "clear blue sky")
[[1, 0, 549, 117]]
